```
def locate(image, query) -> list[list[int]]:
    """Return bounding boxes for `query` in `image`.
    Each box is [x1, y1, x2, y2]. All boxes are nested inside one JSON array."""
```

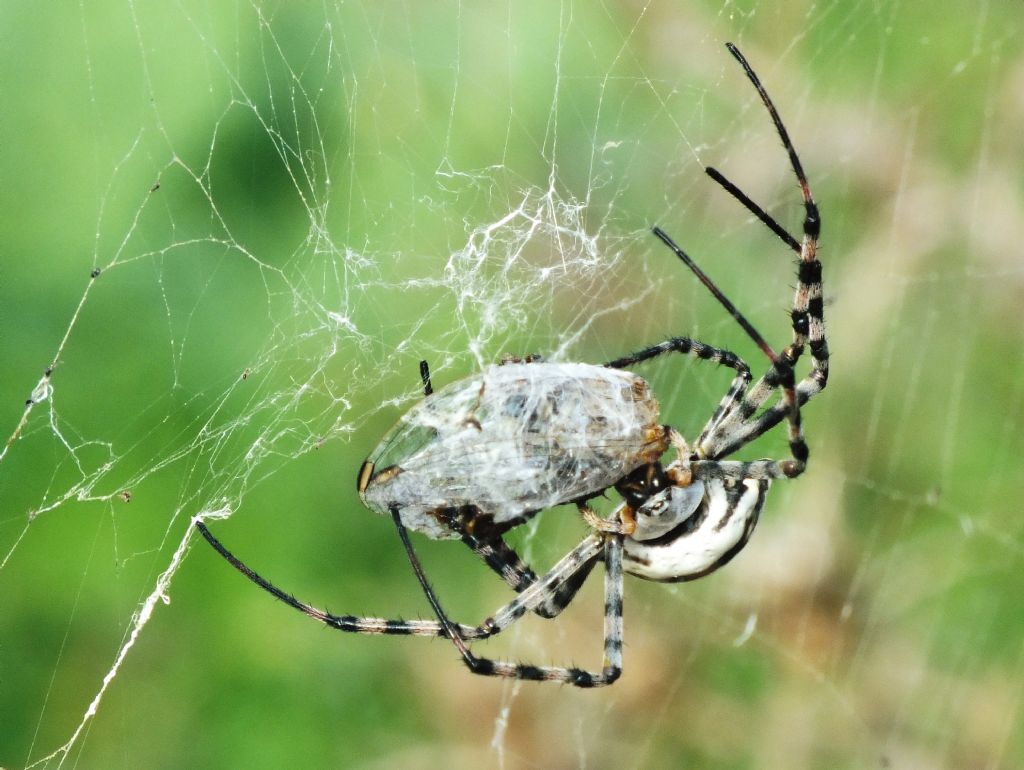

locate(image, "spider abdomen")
[[623, 478, 769, 582], [358, 362, 669, 539]]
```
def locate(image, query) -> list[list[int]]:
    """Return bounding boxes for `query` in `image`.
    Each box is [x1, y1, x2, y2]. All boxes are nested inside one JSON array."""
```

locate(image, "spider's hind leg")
[[194, 510, 617, 685], [393, 506, 624, 688], [461, 532, 598, 619]]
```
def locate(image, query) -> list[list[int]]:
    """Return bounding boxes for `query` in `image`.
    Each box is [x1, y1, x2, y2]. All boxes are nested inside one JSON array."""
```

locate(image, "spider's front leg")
[[690, 43, 829, 473]]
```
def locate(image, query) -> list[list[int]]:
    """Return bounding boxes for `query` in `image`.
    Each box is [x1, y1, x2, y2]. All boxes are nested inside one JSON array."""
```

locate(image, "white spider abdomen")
[[623, 478, 768, 582]]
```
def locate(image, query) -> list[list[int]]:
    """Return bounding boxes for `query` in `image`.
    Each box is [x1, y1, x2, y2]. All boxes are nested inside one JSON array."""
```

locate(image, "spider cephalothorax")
[[197, 42, 829, 688]]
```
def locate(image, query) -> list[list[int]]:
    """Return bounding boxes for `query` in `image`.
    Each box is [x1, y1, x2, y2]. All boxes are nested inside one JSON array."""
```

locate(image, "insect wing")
[[360, 363, 667, 533]]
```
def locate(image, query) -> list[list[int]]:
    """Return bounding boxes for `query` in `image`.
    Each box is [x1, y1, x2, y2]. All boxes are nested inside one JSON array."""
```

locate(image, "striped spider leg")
[[694, 42, 829, 465], [196, 519, 623, 687], [617, 41, 828, 492]]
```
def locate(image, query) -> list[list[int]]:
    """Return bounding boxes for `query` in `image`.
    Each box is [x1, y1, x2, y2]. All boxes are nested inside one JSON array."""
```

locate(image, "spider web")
[[3, 2, 1024, 768]]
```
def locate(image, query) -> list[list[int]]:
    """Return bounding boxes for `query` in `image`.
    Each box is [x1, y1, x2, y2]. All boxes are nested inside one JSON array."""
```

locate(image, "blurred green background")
[[3, 1, 1023, 768]]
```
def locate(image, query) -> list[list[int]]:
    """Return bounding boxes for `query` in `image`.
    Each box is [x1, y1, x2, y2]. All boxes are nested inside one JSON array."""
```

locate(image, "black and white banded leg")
[[650, 226, 810, 480], [394, 510, 624, 687], [666, 42, 828, 472], [195, 519, 625, 687], [605, 338, 752, 451], [461, 532, 599, 619]]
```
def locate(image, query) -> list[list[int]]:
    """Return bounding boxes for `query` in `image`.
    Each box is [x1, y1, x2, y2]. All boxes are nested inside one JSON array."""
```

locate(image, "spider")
[[196, 42, 828, 688]]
